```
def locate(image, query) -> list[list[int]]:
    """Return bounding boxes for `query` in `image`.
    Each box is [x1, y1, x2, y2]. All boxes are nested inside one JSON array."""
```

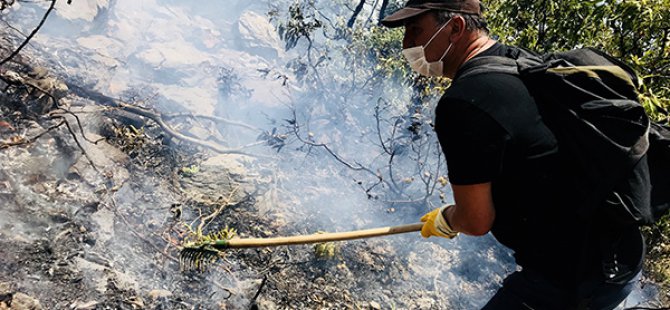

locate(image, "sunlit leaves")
[[485, 0, 670, 116], [272, 1, 323, 51]]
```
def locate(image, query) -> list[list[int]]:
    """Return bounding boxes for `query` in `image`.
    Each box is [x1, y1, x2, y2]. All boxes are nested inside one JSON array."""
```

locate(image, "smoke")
[[0, 0, 660, 308]]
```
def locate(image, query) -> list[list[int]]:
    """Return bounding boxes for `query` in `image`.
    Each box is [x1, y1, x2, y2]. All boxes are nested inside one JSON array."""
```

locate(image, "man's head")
[[382, 0, 490, 78]]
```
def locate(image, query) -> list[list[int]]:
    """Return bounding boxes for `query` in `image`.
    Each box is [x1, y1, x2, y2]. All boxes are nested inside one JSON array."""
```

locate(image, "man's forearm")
[[444, 203, 493, 236]]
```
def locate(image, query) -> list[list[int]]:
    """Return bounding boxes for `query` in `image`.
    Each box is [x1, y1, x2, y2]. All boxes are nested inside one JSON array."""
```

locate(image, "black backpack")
[[457, 47, 670, 227]]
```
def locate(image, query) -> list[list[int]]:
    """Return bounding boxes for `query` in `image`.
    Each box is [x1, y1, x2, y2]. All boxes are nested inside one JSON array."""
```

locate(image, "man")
[[381, 1, 644, 309]]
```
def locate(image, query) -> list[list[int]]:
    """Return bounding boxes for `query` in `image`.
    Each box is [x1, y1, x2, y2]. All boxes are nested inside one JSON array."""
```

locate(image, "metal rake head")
[[179, 244, 222, 272], [179, 227, 235, 272]]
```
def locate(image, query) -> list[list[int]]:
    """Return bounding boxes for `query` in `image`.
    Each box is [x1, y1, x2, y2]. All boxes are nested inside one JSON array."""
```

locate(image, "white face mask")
[[402, 20, 453, 77]]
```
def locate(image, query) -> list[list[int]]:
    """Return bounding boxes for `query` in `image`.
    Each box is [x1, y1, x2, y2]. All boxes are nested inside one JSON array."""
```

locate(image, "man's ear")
[[448, 15, 467, 42]]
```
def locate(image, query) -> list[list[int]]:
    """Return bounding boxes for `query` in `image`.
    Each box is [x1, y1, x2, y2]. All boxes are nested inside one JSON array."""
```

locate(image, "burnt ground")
[[0, 100, 463, 310]]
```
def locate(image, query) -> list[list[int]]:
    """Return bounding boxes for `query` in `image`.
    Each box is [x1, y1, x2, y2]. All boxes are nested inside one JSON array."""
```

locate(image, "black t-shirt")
[[434, 43, 643, 286]]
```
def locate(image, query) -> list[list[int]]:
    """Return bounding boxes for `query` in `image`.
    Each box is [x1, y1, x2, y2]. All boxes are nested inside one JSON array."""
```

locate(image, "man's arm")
[[445, 182, 495, 236], [431, 96, 507, 238]]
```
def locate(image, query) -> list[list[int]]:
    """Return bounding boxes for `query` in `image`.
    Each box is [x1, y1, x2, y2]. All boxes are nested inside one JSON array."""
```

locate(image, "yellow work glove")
[[420, 205, 458, 239]]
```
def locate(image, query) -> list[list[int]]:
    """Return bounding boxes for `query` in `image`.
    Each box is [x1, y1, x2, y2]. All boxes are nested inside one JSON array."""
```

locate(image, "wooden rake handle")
[[216, 222, 424, 249]]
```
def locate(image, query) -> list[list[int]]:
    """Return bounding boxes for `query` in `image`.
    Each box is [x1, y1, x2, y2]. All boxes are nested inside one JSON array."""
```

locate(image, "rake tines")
[[179, 245, 221, 272]]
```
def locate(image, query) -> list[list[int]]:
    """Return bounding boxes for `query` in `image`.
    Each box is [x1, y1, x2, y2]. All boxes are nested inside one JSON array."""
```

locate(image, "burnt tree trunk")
[[378, 0, 389, 25], [347, 0, 366, 28]]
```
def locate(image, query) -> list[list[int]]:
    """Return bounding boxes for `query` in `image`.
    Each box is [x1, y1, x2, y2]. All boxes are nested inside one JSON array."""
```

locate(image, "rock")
[[201, 154, 255, 178], [135, 41, 211, 68], [415, 297, 433, 310], [368, 301, 381, 310], [70, 300, 99, 310], [90, 208, 115, 245], [150, 84, 217, 116], [64, 126, 130, 189], [55, 0, 110, 22], [148, 289, 172, 300], [235, 11, 283, 60], [180, 154, 256, 205], [255, 299, 278, 310], [0, 282, 11, 295], [10, 293, 42, 310], [76, 36, 125, 67]]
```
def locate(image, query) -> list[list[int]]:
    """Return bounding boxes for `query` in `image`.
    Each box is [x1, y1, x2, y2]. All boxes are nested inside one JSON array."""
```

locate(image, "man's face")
[[402, 12, 450, 62]]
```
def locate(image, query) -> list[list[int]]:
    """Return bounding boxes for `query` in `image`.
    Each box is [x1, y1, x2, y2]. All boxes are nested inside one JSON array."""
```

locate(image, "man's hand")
[[420, 205, 458, 239]]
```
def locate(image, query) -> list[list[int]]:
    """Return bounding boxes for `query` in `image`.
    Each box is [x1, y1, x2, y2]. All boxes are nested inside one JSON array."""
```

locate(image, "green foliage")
[[180, 165, 200, 176], [182, 224, 237, 247], [352, 26, 407, 81], [270, 1, 323, 51], [485, 0, 670, 118], [643, 214, 670, 297], [313, 241, 339, 258]]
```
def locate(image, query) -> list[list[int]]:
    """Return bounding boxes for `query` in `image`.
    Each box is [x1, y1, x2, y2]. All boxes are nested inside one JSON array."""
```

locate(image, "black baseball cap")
[[381, 0, 482, 28]]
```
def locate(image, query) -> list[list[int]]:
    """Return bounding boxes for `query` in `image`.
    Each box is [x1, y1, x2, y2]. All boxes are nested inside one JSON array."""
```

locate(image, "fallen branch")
[[164, 113, 260, 132], [0, 71, 102, 146], [65, 82, 264, 157], [2, 67, 264, 157]]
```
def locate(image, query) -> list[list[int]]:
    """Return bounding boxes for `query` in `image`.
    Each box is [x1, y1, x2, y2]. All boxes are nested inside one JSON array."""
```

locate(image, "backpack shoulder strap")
[[544, 48, 640, 88], [455, 56, 518, 80], [456, 53, 544, 81]]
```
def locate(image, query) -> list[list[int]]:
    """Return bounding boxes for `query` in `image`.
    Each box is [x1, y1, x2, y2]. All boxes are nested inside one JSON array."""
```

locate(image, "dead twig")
[[0, 0, 56, 67], [250, 275, 268, 307], [50, 109, 105, 144], [287, 109, 401, 196], [105, 195, 180, 264], [0, 119, 65, 148], [196, 186, 240, 233], [63, 117, 102, 174]]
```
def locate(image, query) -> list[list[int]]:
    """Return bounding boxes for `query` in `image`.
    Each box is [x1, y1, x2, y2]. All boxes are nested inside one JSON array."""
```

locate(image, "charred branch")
[[287, 109, 405, 198], [63, 115, 102, 174], [163, 112, 260, 132], [64, 82, 262, 157], [0, 0, 56, 67], [347, 0, 366, 28], [378, 0, 390, 25]]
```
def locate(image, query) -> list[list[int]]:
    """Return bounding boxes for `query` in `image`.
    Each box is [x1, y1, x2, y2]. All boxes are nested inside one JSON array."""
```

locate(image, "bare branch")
[[163, 112, 260, 132], [347, 0, 366, 28], [63, 116, 102, 174], [0, 0, 56, 67], [65, 82, 264, 157], [377, 0, 390, 25]]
